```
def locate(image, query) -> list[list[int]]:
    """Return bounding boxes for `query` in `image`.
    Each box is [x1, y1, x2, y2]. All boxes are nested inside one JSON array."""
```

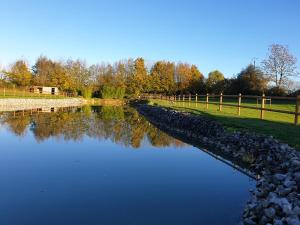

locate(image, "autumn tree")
[[114, 61, 127, 88], [206, 70, 225, 93], [7, 60, 32, 87], [32, 56, 52, 86], [126, 58, 148, 96], [96, 63, 114, 87], [50, 61, 72, 91], [262, 44, 299, 89], [175, 63, 192, 92], [65, 59, 91, 92], [32, 57, 74, 91], [175, 63, 204, 93], [150, 61, 175, 94], [232, 65, 267, 95], [187, 65, 203, 93]]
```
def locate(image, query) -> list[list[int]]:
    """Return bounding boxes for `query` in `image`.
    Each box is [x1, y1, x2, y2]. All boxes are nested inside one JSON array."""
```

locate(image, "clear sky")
[[0, 0, 299, 78]]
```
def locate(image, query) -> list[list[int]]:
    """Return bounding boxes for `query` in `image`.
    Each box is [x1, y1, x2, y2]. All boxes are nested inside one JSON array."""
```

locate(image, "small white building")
[[29, 86, 59, 95]]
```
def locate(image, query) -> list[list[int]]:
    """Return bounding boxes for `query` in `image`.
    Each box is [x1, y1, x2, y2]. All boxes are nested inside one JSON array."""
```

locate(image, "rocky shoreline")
[[135, 103, 300, 225], [0, 98, 85, 111]]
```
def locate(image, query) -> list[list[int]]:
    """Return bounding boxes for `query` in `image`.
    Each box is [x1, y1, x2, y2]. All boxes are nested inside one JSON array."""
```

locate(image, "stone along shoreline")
[[135, 104, 300, 225], [0, 98, 85, 111]]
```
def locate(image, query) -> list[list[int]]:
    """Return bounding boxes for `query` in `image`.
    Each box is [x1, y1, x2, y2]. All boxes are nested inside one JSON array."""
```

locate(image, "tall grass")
[[100, 86, 125, 99], [82, 87, 93, 99]]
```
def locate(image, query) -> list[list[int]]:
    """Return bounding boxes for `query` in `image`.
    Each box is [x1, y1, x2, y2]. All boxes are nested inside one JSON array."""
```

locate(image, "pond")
[[0, 106, 254, 225]]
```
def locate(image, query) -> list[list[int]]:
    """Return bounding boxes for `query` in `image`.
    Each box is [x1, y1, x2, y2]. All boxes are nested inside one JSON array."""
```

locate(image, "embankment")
[[135, 103, 300, 225], [0, 98, 85, 111]]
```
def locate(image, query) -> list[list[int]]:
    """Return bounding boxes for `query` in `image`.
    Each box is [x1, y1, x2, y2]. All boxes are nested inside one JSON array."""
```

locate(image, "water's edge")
[[134, 103, 300, 225]]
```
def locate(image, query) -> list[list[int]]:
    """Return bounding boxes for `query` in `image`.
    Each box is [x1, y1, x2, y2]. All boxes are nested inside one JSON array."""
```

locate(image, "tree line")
[[0, 44, 299, 98]]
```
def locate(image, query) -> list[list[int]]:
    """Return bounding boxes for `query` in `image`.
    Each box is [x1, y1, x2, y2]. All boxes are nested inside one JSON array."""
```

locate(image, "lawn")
[[0, 89, 68, 99], [149, 98, 300, 149], [0, 95, 67, 99]]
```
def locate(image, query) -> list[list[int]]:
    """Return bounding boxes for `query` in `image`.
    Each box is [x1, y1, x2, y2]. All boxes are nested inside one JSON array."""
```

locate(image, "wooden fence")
[[0, 87, 74, 98], [142, 93, 300, 125]]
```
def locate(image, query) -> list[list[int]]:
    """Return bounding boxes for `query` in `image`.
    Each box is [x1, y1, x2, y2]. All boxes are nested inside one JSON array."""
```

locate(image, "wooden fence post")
[[294, 95, 300, 125], [195, 94, 198, 103], [238, 93, 242, 115], [219, 93, 223, 111], [260, 93, 265, 120], [206, 93, 209, 109], [189, 94, 191, 102], [183, 94, 185, 101]]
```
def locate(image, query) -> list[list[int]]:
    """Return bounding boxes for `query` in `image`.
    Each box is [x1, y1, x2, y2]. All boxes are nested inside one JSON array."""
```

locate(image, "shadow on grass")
[[164, 105, 300, 150]]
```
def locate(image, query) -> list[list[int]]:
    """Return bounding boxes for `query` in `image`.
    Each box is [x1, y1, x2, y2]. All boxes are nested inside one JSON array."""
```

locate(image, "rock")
[[243, 218, 256, 225], [293, 206, 300, 215], [256, 190, 268, 198], [282, 203, 293, 215], [269, 196, 290, 208], [294, 172, 300, 182], [286, 216, 300, 225], [273, 219, 284, 225], [294, 166, 300, 172], [278, 187, 292, 196], [284, 180, 296, 188], [264, 207, 276, 219], [291, 160, 300, 167], [260, 215, 271, 224], [274, 173, 287, 182]]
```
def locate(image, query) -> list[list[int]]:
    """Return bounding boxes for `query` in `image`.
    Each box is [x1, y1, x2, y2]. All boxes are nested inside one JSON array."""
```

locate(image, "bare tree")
[[262, 44, 299, 88]]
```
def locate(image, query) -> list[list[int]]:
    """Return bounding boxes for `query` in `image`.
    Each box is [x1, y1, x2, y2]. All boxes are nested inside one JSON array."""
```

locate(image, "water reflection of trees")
[[0, 106, 185, 148]]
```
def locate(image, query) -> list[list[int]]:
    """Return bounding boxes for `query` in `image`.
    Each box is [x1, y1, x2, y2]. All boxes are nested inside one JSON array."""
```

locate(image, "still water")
[[0, 106, 254, 225]]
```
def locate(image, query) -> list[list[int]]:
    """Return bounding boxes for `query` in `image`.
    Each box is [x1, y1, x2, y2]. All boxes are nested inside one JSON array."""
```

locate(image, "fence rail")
[[0, 87, 74, 98], [142, 93, 300, 125]]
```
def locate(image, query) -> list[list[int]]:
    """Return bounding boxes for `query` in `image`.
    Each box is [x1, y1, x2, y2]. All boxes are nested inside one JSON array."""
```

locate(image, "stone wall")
[[0, 98, 85, 111]]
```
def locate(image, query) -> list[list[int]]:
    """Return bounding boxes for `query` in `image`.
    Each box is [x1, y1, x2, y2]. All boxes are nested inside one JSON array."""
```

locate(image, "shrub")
[[289, 89, 300, 97], [266, 87, 287, 96], [82, 87, 93, 99], [100, 86, 125, 99]]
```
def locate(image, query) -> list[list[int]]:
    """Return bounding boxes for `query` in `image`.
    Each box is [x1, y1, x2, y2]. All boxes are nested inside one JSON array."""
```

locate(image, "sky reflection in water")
[[0, 106, 254, 225]]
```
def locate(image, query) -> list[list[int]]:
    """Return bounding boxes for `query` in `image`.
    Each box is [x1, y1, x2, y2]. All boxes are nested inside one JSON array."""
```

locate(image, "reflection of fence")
[[3, 106, 80, 118], [0, 87, 74, 98], [142, 93, 300, 125]]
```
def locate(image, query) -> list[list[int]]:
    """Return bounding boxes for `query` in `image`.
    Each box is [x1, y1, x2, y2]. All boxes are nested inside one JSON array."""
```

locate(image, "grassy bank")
[[149, 99, 300, 149], [0, 95, 68, 99]]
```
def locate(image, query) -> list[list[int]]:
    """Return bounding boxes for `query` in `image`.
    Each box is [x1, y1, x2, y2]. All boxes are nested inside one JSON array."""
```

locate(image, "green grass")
[[0, 89, 69, 99], [0, 94, 68, 99], [149, 99, 300, 149]]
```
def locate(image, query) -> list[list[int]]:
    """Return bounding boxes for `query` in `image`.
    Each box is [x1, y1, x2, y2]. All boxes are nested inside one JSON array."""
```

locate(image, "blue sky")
[[0, 0, 299, 78]]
